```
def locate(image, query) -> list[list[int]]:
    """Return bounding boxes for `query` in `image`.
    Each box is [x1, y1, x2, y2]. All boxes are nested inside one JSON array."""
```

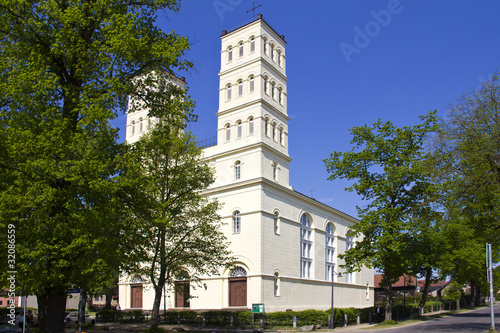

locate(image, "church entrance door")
[[229, 277, 247, 306], [130, 284, 143, 308], [175, 281, 190, 308]]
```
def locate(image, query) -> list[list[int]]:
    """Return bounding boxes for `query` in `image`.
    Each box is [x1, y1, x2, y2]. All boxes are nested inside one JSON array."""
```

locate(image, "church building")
[[119, 15, 374, 312]]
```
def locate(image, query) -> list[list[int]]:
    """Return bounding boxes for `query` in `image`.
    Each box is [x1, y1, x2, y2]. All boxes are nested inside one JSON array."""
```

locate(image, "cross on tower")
[[246, 1, 261, 18]]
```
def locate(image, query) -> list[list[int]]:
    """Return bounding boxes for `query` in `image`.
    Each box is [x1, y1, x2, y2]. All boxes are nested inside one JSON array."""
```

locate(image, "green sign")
[[252, 303, 264, 313]]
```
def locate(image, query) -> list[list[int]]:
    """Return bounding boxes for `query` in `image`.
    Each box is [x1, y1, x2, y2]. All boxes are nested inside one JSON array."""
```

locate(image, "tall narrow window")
[[270, 44, 274, 61], [263, 38, 267, 55], [148, 119, 151, 129], [249, 76, 254, 92], [272, 122, 277, 141], [278, 87, 283, 105], [250, 37, 255, 53], [233, 211, 241, 234], [274, 272, 280, 296], [300, 214, 312, 278], [139, 118, 143, 132], [131, 121, 135, 135], [228, 47, 233, 62], [264, 76, 268, 95], [271, 82, 275, 99], [272, 162, 277, 181], [278, 50, 282, 67], [237, 121, 242, 138], [248, 117, 254, 135], [265, 118, 269, 137], [235, 161, 241, 180], [225, 124, 231, 142], [239, 43, 243, 57], [238, 80, 243, 96], [345, 230, 354, 283], [279, 127, 284, 145], [227, 84, 232, 101], [326, 223, 335, 281], [274, 211, 279, 234]]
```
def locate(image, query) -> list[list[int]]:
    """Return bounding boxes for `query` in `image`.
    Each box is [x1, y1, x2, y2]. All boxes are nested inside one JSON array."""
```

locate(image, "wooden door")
[[229, 277, 247, 307], [130, 284, 143, 308], [175, 281, 190, 308]]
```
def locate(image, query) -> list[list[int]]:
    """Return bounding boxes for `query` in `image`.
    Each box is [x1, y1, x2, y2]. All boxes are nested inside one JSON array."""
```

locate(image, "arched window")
[[249, 76, 254, 92], [233, 211, 241, 234], [264, 117, 269, 137], [278, 87, 283, 105], [237, 120, 242, 138], [274, 272, 280, 296], [300, 214, 312, 278], [278, 50, 282, 67], [279, 127, 284, 145], [235, 161, 241, 179], [264, 76, 268, 95], [226, 84, 232, 101], [270, 44, 275, 61], [230, 266, 247, 277], [148, 119, 152, 129], [272, 162, 277, 181], [271, 82, 276, 99], [263, 38, 268, 55], [228, 46, 233, 62], [274, 211, 280, 234], [250, 37, 255, 53], [239, 42, 244, 57], [225, 123, 231, 142], [248, 117, 254, 135], [139, 118, 143, 132], [238, 80, 243, 96], [131, 121, 135, 135], [326, 223, 335, 281], [272, 122, 277, 141]]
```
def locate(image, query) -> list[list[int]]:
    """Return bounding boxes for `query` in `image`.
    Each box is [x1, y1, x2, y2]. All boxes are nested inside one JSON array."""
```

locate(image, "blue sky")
[[113, 0, 500, 218]]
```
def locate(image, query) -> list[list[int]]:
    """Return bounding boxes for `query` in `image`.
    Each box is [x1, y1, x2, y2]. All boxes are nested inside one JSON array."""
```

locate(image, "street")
[[365, 304, 500, 333]]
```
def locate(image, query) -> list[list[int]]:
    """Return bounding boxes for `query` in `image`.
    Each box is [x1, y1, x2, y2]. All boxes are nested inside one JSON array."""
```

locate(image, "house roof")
[[374, 274, 449, 291]]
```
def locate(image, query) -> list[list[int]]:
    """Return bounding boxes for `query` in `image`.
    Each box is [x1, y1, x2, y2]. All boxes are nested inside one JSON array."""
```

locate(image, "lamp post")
[[330, 269, 342, 329]]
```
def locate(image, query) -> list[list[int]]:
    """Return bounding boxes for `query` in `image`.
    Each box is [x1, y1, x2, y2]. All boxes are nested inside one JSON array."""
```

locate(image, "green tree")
[[324, 111, 439, 321], [124, 74, 233, 328], [427, 71, 500, 305], [0, 1, 190, 332]]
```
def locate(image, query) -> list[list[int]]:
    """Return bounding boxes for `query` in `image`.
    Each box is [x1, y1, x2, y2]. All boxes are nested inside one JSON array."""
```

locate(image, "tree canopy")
[[324, 111, 439, 320], [0, 1, 191, 332]]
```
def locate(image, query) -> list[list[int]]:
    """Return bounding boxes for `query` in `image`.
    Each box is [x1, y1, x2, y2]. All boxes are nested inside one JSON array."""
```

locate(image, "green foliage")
[[427, 71, 500, 299], [324, 111, 440, 320], [0, 0, 191, 331]]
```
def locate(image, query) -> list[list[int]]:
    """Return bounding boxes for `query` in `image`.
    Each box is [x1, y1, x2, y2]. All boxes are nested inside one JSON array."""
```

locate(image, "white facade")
[[119, 15, 374, 312]]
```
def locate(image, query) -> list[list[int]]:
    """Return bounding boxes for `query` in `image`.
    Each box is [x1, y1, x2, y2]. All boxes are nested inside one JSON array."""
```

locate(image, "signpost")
[[252, 304, 265, 327], [486, 243, 495, 331]]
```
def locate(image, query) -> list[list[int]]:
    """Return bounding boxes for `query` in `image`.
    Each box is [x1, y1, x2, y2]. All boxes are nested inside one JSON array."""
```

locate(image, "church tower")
[[204, 14, 290, 188]]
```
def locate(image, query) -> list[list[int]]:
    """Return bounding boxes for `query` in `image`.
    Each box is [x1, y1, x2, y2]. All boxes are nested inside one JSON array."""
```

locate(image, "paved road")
[[366, 304, 500, 333]]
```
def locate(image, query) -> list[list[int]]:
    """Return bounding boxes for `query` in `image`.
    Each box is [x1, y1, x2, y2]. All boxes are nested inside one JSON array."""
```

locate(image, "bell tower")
[[206, 14, 291, 188]]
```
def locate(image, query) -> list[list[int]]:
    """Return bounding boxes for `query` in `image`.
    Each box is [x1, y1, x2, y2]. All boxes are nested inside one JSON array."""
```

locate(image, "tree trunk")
[[37, 288, 67, 333], [78, 290, 87, 325], [417, 268, 432, 313], [474, 284, 481, 307], [383, 274, 393, 322], [151, 285, 164, 328]]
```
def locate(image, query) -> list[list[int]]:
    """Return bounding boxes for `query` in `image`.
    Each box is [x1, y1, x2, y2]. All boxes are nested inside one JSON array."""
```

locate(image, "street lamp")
[[330, 269, 342, 329]]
